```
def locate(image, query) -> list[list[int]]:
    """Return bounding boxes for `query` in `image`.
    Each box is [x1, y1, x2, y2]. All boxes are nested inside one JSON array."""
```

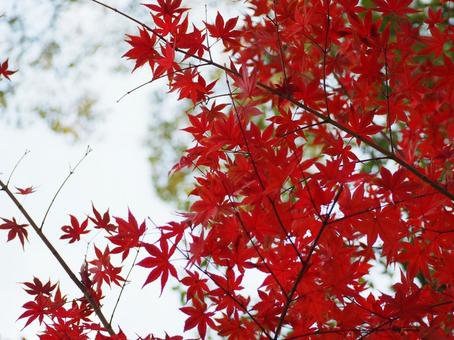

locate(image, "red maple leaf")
[[0, 59, 17, 80], [144, 0, 188, 18], [0, 217, 28, 247], [89, 204, 116, 233], [22, 277, 57, 297], [123, 28, 158, 71], [89, 246, 124, 289], [180, 298, 215, 339], [180, 270, 209, 301], [108, 210, 146, 260], [18, 294, 51, 328], [137, 236, 178, 293], [60, 215, 90, 244], [15, 186, 36, 195], [374, 0, 418, 15], [206, 12, 240, 48], [154, 43, 181, 78]]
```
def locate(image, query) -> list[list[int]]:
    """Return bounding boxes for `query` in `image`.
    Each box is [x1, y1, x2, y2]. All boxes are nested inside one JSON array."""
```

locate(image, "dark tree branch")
[[0, 179, 115, 335]]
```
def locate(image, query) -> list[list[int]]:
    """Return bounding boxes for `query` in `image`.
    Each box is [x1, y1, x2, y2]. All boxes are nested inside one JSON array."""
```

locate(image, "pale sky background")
[[0, 73, 192, 338], [0, 0, 399, 338]]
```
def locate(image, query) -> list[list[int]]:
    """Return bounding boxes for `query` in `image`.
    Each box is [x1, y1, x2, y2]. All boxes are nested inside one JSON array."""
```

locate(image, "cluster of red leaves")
[[4, 204, 183, 338], [118, 0, 453, 338], [1, 0, 453, 339]]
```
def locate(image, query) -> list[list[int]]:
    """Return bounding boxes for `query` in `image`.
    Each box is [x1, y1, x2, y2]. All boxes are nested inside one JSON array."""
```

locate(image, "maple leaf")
[[0, 59, 17, 80], [154, 43, 180, 78], [425, 8, 443, 28], [180, 270, 209, 301], [159, 220, 188, 245], [153, 12, 184, 36], [376, 167, 418, 201], [19, 287, 66, 329], [206, 12, 240, 48], [15, 186, 36, 195], [216, 313, 256, 339], [419, 26, 449, 58], [22, 277, 57, 297], [234, 65, 258, 98], [0, 217, 28, 247], [18, 294, 51, 328], [137, 236, 178, 293], [170, 69, 216, 104], [123, 28, 158, 72], [200, 101, 228, 122], [374, 0, 418, 16], [175, 25, 206, 57], [40, 319, 89, 339], [89, 246, 124, 289], [89, 204, 116, 233], [60, 215, 90, 244], [210, 267, 245, 315], [180, 299, 215, 339], [144, 0, 188, 18], [108, 210, 146, 261]]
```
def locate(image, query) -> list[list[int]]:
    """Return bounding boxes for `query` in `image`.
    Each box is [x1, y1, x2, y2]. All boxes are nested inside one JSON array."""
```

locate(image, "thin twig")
[[278, 120, 327, 138], [272, 0, 288, 91], [40, 146, 92, 230], [109, 234, 144, 325], [116, 63, 209, 103], [6, 149, 30, 186]]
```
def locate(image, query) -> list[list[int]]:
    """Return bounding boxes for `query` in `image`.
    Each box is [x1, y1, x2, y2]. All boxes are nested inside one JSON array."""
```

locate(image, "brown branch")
[[273, 185, 344, 339], [219, 174, 289, 299], [225, 73, 304, 263], [322, 0, 331, 118], [383, 46, 394, 154], [326, 192, 436, 227], [0, 179, 115, 335]]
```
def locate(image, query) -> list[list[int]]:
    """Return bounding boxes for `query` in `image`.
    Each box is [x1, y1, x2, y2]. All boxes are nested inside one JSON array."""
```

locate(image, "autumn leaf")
[[374, 0, 418, 15], [137, 236, 178, 293], [89, 204, 116, 233], [206, 12, 240, 48], [180, 299, 215, 339], [123, 28, 158, 72], [0, 59, 17, 80], [15, 186, 36, 195], [89, 246, 124, 289], [144, 0, 188, 18], [0, 217, 28, 247], [60, 215, 90, 244], [22, 277, 57, 297], [108, 210, 146, 261]]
